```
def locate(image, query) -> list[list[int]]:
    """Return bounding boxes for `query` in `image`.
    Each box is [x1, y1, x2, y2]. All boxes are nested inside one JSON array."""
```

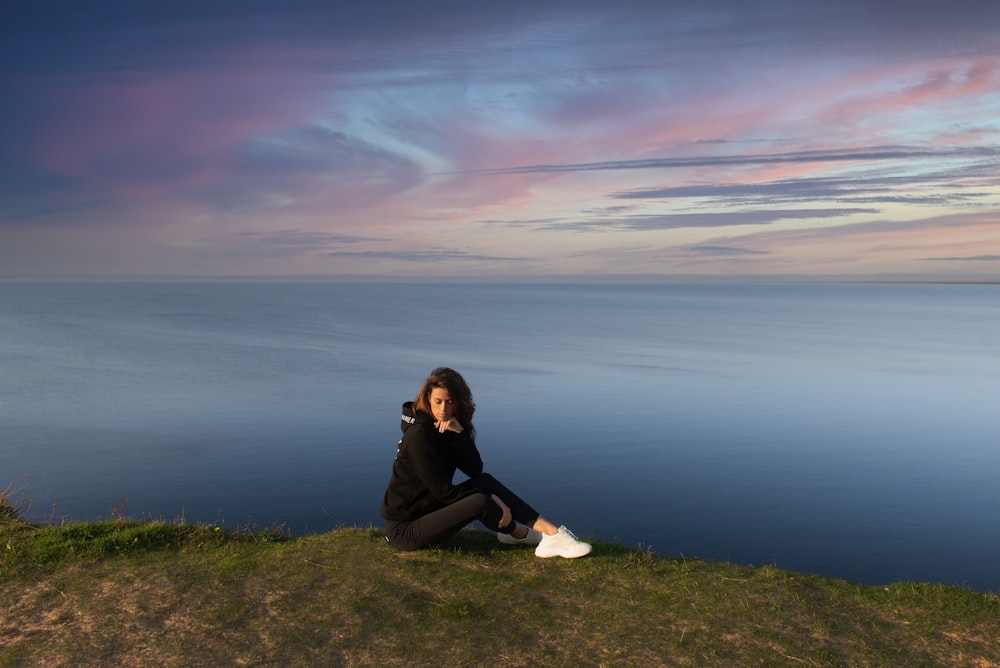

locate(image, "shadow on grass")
[[424, 528, 639, 559]]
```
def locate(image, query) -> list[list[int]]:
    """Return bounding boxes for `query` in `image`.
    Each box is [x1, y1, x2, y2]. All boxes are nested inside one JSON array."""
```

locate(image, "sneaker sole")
[[535, 545, 592, 559]]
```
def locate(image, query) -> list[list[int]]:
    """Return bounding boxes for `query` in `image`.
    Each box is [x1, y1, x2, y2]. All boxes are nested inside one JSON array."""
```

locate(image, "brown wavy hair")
[[413, 367, 476, 438]]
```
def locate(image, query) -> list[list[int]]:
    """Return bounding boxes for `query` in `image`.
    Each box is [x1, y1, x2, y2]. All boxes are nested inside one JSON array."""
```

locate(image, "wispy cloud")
[[236, 229, 384, 246], [923, 255, 1000, 262], [688, 246, 770, 256], [323, 249, 530, 263], [459, 146, 1000, 177], [486, 208, 881, 232], [191, 229, 386, 261], [612, 172, 995, 207]]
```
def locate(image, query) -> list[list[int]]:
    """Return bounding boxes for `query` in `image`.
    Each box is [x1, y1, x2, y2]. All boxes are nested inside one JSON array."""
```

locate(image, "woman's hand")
[[491, 494, 512, 528], [435, 417, 464, 433]]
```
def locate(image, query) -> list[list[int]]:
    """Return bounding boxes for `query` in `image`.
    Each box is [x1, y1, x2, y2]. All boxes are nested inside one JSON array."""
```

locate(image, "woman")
[[381, 367, 592, 558]]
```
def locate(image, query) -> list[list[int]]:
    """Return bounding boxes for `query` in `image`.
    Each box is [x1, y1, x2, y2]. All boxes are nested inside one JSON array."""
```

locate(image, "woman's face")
[[428, 387, 456, 423]]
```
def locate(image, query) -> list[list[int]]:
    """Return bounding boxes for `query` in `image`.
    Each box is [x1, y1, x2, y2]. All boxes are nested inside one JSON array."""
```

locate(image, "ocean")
[[2, 280, 998, 591]]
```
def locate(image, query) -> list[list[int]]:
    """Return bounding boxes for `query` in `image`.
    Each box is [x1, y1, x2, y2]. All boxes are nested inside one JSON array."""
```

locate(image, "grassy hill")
[[1, 514, 998, 667]]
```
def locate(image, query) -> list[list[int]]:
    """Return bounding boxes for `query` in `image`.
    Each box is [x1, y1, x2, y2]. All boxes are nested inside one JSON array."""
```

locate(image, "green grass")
[[2, 510, 999, 666]]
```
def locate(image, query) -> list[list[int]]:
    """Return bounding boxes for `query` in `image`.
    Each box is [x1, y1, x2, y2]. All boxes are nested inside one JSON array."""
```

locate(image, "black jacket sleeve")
[[407, 427, 482, 505], [452, 430, 484, 479]]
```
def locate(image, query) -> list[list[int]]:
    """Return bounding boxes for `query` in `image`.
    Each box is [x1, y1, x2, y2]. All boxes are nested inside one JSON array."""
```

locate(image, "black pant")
[[383, 473, 541, 551]]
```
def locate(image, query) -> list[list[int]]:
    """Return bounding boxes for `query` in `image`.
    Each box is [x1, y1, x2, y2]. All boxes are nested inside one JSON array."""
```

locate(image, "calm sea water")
[[2, 280, 998, 591]]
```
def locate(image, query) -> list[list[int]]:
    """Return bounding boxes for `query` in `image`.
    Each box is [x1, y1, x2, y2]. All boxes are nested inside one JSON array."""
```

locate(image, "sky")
[[2, 0, 999, 280]]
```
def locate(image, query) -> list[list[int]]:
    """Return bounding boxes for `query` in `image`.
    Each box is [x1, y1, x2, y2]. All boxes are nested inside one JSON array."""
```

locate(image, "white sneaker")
[[534, 526, 592, 559], [497, 525, 542, 545]]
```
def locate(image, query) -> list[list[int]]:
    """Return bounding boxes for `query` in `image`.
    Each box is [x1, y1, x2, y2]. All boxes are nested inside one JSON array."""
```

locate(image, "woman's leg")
[[384, 494, 487, 550], [468, 473, 562, 537], [467, 473, 540, 527], [469, 473, 576, 539], [384, 490, 515, 550]]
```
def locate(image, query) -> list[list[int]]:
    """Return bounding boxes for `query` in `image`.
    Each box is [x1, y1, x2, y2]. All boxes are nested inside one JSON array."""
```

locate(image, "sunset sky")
[[2, 1, 999, 279]]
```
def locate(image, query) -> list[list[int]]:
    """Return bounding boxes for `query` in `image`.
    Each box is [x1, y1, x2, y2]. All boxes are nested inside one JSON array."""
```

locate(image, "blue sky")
[[2, 0, 999, 279]]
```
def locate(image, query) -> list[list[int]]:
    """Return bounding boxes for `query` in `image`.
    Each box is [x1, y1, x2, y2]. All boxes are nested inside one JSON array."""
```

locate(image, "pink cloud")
[[712, 210, 1000, 267], [27, 60, 326, 199], [815, 57, 1000, 132], [595, 55, 1000, 163]]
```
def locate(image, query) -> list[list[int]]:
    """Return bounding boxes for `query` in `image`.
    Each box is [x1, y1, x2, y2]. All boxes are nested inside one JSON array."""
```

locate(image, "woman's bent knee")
[[470, 472, 501, 489], [466, 492, 490, 514]]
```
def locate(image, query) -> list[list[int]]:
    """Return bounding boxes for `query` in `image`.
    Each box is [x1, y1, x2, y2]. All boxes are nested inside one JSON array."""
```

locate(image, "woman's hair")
[[414, 367, 476, 438]]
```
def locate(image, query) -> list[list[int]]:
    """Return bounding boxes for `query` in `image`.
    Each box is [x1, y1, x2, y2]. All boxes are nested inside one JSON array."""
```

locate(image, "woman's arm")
[[452, 430, 484, 478], [491, 494, 512, 528], [433, 417, 484, 478], [407, 430, 479, 504]]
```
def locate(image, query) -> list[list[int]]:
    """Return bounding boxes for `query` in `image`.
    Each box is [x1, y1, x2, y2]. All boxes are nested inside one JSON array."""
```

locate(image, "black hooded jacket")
[[380, 401, 484, 522]]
